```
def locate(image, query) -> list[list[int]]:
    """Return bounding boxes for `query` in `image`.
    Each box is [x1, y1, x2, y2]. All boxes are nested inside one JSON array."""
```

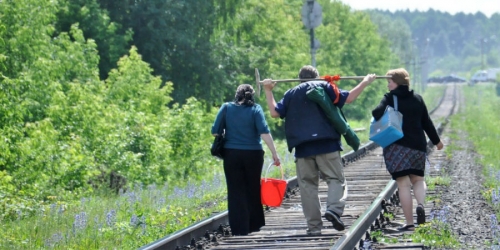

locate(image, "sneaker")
[[324, 210, 345, 231], [306, 229, 322, 235], [416, 205, 426, 224]]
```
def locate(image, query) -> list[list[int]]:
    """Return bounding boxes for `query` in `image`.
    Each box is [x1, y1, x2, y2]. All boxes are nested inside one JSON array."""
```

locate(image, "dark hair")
[[234, 84, 255, 106], [298, 65, 319, 80]]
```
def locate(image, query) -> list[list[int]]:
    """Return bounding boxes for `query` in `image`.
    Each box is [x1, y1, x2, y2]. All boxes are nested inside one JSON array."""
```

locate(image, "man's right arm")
[[345, 74, 376, 103], [263, 79, 280, 118]]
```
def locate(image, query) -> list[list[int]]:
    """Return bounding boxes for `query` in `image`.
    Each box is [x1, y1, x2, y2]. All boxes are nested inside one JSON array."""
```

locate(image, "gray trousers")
[[296, 151, 346, 231]]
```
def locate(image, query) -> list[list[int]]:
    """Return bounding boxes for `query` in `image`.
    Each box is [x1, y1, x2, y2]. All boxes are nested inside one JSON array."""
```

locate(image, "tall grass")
[[2, 177, 227, 249]]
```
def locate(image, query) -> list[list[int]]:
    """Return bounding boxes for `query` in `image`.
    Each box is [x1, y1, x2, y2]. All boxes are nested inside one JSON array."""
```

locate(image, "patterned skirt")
[[383, 143, 426, 180]]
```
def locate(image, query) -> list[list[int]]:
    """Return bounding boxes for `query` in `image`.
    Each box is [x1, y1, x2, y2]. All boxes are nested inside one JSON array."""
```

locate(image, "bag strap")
[[393, 95, 398, 111], [218, 103, 228, 134]]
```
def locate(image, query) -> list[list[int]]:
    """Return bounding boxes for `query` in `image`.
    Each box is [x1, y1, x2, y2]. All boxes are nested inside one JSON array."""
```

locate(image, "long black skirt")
[[223, 148, 265, 235]]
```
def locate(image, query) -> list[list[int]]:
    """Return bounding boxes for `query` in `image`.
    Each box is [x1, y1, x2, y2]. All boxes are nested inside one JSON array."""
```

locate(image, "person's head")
[[386, 68, 410, 91], [234, 84, 255, 106], [298, 65, 319, 81]]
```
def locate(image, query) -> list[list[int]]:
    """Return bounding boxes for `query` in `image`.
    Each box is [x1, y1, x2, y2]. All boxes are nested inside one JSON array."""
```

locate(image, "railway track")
[[141, 84, 457, 250]]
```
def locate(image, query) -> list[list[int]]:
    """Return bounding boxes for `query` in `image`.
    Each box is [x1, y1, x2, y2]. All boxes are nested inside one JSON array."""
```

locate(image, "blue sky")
[[339, 0, 500, 17]]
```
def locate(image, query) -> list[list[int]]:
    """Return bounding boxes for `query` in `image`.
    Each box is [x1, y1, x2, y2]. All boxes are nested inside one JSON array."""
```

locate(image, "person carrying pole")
[[262, 65, 376, 235]]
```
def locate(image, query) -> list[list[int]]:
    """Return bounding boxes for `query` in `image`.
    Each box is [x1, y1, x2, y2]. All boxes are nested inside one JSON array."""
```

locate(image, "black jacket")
[[371, 85, 440, 152]]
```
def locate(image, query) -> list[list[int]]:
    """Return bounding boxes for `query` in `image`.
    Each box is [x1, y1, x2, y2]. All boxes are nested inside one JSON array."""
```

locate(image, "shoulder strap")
[[222, 103, 228, 127], [393, 95, 398, 111], [217, 103, 228, 133]]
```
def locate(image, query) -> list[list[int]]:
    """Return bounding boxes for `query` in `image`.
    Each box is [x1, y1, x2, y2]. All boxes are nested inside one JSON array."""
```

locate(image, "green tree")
[[367, 11, 413, 69], [56, 0, 133, 79], [316, 0, 391, 119], [97, 0, 223, 105]]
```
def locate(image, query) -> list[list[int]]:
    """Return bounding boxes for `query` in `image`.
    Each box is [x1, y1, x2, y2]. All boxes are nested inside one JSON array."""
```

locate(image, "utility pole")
[[481, 37, 484, 70], [301, 0, 322, 67], [421, 38, 430, 93]]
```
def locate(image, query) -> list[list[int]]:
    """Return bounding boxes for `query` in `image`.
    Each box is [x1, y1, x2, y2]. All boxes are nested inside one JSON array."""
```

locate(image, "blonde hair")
[[386, 68, 410, 86]]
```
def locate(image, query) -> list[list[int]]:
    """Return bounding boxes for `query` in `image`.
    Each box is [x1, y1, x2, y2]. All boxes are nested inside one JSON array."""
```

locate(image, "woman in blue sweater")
[[211, 84, 280, 236], [372, 68, 444, 231]]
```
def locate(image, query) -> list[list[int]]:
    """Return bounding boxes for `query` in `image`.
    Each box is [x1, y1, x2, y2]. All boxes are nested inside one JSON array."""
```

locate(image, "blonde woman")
[[371, 68, 444, 231]]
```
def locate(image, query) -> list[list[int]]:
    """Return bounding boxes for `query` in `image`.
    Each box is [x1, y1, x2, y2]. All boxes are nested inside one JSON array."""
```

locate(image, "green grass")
[[411, 221, 460, 248], [370, 229, 399, 244], [383, 212, 394, 220], [426, 176, 452, 191], [425, 194, 441, 204]]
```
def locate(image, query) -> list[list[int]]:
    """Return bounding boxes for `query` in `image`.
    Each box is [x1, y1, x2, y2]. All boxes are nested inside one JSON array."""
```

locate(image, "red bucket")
[[261, 163, 287, 207]]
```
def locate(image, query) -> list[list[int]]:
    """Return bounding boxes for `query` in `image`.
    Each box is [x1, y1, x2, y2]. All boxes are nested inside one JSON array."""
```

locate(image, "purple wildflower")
[[106, 210, 117, 227], [50, 204, 57, 214], [490, 214, 500, 245], [130, 214, 139, 227], [73, 212, 88, 231], [140, 215, 146, 234]]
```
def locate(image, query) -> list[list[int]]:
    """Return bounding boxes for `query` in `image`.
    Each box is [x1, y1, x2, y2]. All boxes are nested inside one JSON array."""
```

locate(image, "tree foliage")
[[0, 0, 395, 222], [368, 9, 500, 74]]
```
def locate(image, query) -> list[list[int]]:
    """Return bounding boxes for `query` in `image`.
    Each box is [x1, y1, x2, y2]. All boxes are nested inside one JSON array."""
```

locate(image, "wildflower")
[[44, 232, 64, 247], [130, 214, 139, 227], [157, 197, 166, 210], [490, 214, 500, 244], [140, 215, 147, 234], [148, 184, 157, 191], [362, 239, 372, 250], [187, 185, 195, 199], [429, 206, 450, 223], [50, 204, 57, 214], [493, 189, 499, 205], [127, 192, 138, 204], [173, 187, 182, 198], [44, 239, 52, 248], [73, 212, 88, 231], [106, 210, 117, 227], [58, 205, 65, 214]]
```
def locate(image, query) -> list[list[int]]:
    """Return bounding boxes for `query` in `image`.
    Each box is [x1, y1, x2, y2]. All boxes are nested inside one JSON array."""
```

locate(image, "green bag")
[[306, 86, 360, 151]]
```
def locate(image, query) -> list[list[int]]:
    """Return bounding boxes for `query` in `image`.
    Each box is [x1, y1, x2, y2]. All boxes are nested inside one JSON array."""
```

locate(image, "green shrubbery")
[[0, 0, 219, 221]]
